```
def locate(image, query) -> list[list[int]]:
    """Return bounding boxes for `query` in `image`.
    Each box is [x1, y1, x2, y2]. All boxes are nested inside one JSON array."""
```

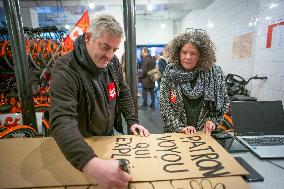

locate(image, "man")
[[139, 47, 156, 109], [158, 50, 167, 78], [50, 14, 150, 189], [156, 50, 167, 93]]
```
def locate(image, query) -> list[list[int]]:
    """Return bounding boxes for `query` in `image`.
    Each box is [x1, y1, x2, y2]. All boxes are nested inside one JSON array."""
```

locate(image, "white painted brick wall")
[[180, 0, 284, 104], [136, 20, 173, 45]]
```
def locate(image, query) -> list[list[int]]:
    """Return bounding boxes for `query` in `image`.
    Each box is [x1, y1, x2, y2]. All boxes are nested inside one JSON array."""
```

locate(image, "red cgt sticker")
[[108, 82, 117, 100], [170, 90, 176, 103]]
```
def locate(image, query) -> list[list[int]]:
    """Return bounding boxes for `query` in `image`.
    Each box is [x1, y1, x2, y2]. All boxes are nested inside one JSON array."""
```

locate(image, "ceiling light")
[[207, 21, 214, 28], [147, 5, 153, 11], [265, 16, 272, 21], [88, 2, 95, 9], [269, 3, 277, 9], [160, 23, 166, 28]]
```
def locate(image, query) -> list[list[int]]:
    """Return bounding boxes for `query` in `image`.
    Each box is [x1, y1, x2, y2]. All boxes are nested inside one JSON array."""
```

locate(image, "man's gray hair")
[[87, 14, 123, 39]]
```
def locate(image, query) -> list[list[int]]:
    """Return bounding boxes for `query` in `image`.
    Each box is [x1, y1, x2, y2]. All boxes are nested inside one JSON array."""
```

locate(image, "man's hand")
[[181, 126, 196, 134], [83, 157, 132, 189], [203, 120, 216, 133], [130, 124, 150, 137]]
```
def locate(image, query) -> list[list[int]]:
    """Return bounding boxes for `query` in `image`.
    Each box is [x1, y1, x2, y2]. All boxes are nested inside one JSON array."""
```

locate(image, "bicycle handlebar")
[[226, 73, 268, 86], [226, 73, 268, 97], [247, 75, 268, 84], [255, 76, 268, 80]]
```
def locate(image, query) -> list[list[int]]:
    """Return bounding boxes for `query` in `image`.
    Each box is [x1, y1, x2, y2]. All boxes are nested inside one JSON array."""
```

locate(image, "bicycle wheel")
[[0, 125, 37, 139]]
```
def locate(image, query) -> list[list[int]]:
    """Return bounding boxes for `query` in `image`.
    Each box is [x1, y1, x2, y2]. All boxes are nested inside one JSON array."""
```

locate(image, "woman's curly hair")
[[164, 30, 216, 71]]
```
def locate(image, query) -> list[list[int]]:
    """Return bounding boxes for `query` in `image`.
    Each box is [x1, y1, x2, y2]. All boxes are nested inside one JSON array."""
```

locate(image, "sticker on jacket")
[[108, 82, 117, 100], [170, 90, 176, 103]]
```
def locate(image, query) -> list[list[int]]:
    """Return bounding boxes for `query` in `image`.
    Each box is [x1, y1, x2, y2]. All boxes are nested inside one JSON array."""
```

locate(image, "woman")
[[159, 30, 229, 134], [139, 47, 156, 109]]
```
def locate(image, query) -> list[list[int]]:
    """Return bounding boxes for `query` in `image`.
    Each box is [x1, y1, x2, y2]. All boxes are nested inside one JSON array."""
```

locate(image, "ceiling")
[[0, 0, 214, 28]]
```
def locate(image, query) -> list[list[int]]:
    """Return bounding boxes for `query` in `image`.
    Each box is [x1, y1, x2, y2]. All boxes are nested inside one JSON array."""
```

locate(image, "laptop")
[[231, 100, 284, 158]]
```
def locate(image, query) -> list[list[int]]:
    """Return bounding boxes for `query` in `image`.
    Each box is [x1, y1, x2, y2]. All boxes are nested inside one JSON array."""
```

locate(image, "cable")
[[267, 160, 284, 170]]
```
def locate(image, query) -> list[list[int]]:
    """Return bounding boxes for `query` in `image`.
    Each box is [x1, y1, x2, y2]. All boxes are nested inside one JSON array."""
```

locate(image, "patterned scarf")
[[164, 63, 226, 111]]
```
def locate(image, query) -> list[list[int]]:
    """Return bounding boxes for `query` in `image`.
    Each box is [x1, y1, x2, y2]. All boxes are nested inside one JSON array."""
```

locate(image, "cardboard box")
[[0, 133, 249, 188], [0, 137, 90, 188]]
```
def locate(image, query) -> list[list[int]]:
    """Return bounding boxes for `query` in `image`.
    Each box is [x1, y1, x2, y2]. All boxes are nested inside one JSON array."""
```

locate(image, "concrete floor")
[[137, 92, 164, 134], [119, 85, 164, 135]]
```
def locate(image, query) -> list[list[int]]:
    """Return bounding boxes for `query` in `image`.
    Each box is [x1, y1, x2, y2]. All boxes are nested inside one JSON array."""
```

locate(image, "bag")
[[147, 67, 161, 82]]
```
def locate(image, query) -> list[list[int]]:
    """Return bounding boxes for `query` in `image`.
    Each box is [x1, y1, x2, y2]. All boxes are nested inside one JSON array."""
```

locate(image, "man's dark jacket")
[[50, 35, 138, 170]]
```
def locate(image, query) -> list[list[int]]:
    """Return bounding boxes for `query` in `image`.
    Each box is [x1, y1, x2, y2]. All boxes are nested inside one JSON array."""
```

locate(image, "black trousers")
[[142, 87, 155, 106]]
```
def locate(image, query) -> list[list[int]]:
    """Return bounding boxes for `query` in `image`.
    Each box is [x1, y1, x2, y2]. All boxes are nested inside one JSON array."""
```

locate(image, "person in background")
[[158, 50, 168, 77], [136, 58, 143, 97], [120, 53, 126, 80], [50, 14, 150, 189], [139, 47, 156, 109], [159, 30, 229, 134], [156, 50, 168, 94]]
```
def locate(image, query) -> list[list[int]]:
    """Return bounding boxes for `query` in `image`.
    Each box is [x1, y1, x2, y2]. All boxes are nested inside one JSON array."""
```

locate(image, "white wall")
[[180, 0, 284, 103], [21, 8, 39, 28], [136, 19, 173, 45], [90, 7, 173, 57]]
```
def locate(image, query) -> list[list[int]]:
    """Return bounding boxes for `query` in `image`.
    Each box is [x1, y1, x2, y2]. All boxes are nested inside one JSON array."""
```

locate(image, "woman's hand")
[[203, 120, 216, 133], [181, 126, 196, 134]]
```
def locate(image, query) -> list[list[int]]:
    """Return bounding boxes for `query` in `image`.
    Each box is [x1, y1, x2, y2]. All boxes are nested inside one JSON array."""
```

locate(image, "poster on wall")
[[266, 20, 284, 49], [232, 32, 254, 59]]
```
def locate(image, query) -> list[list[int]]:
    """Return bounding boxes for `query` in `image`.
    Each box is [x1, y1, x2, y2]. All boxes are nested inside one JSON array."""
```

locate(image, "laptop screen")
[[231, 101, 284, 135]]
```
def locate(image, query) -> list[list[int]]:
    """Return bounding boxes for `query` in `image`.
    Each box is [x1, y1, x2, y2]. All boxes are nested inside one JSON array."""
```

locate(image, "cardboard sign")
[[86, 133, 247, 181], [29, 176, 250, 189], [130, 176, 250, 189], [0, 133, 249, 188]]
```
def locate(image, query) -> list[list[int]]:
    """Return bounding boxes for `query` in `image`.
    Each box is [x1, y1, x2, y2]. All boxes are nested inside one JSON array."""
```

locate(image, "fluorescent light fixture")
[[269, 3, 277, 9], [147, 4, 153, 11], [207, 22, 214, 28], [160, 23, 166, 28], [88, 2, 95, 9], [265, 16, 272, 21]]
